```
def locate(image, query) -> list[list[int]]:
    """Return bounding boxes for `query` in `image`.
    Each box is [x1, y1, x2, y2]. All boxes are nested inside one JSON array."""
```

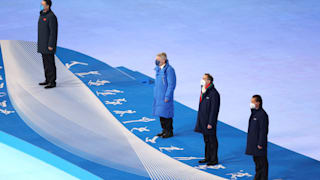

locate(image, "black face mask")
[[155, 60, 160, 66]]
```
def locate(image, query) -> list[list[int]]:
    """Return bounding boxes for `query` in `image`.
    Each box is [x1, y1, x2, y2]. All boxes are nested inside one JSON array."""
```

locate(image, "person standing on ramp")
[[37, 0, 58, 89]]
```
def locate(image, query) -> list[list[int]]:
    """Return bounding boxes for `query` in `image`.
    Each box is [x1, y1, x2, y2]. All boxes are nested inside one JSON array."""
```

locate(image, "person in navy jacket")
[[37, 0, 58, 89], [152, 52, 176, 138], [194, 73, 220, 166], [246, 95, 269, 180]]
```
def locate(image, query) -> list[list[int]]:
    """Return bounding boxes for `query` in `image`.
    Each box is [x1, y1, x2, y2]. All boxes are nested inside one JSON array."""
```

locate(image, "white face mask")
[[250, 103, 256, 109], [200, 79, 206, 86]]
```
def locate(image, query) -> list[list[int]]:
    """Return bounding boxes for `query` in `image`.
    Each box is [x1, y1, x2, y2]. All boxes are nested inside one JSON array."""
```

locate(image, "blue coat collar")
[[155, 60, 170, 72]]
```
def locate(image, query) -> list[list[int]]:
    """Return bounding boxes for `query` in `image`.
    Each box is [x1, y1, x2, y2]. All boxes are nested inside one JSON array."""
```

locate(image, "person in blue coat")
[[152, 52, 176, 138], [194, 73, 220, 166], [246, 95, 269, 180]]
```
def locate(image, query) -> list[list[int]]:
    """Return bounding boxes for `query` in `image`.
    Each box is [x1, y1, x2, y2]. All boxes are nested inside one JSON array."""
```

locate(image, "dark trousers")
[[253, 156, 268, 180], [203, 134, 218, 162], [160, 117, 173, 133], [41, 53, 56, 84]]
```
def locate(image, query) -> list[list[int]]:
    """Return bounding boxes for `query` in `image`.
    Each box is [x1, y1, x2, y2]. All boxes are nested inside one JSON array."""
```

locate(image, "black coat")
[[194, 84, 220, 135], [245, 107, 269, 156], [37, 9, 58, 54]]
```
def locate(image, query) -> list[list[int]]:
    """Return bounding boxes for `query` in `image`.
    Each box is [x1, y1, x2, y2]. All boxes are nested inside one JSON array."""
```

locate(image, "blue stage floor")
[[1, 41, 320, 179]]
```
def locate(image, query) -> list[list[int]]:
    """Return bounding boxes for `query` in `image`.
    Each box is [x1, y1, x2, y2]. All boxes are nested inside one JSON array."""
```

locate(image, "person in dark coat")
[[153, 52, 176, 138], [195, 73, 220, 166], [37, 0, 58, 89], [246, 95, 269, 180]]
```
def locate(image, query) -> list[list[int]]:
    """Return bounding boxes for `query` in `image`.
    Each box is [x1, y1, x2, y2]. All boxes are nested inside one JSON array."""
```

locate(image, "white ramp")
[[0, 40, 225, 180]]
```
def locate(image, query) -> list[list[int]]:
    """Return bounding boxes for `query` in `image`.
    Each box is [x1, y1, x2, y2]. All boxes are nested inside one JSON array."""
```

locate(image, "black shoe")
[[206, 161, 218, 166], [162, 131, 173, 138], [157, 131, 165, 137], [39, 81, 49, 86], [198, 159, 208, 163], [44, 83, 56, 89]]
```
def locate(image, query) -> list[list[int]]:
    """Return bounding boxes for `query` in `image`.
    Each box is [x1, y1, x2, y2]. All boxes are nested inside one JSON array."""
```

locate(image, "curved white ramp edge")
[[0, 40, 147, 177], [0, 40, 225, 179]]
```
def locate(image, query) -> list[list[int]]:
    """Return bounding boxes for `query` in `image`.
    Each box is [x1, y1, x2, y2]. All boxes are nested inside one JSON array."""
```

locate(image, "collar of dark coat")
[[155, 60, 170, 73], [200, 83, 215, 102], [251, 107, 263, 114], [40, 9, 51, 16]]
